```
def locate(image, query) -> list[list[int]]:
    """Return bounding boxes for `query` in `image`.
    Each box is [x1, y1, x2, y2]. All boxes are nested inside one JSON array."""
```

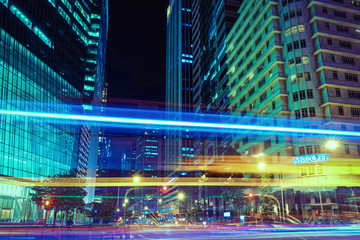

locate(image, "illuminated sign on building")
[[293, 154, 329, 165]]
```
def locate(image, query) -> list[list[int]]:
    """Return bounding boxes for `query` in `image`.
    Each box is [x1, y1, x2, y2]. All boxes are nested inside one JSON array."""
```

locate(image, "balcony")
[[316, 60, 360, 73]]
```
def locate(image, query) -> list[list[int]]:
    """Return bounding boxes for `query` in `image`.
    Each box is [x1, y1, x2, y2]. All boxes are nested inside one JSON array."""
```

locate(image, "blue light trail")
[[1, 109, 360, 137]]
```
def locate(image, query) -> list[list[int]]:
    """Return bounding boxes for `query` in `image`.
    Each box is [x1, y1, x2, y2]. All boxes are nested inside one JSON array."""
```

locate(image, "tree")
[[259, 173, 276, 215], [221, 188, 246, 218], [30, 173, 87, 226], [86, 197, 115, 223]]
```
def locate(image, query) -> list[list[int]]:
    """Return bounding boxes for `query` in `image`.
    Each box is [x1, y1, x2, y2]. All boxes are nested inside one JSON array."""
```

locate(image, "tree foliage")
[[30, 173, 87, 225], [259, 173, 276, 215]]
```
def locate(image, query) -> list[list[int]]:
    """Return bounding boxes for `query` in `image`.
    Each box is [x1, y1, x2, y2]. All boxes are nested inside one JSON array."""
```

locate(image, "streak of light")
[[1, 109, 360, 137]]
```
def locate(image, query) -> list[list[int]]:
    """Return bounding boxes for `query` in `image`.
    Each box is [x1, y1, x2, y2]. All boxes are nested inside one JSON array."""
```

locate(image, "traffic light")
[[43, 198, 53, 210]]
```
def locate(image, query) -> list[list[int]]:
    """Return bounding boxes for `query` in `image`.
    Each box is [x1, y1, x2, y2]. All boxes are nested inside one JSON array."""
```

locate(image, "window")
[[342, 57, 355, 65], [285, 28, 291, 36], [293, 92, 299, 102], [284, 13, 289, 21], [302, 56, 309, 64], [345, 73, 358, 82], [272, 101, 276, 110], [322, 7, 327, 14], [269, 70, 273, 78], [298, 24, 304, 32], [302, 108, 308, 117], [335, 88, 341, 97], [240, 97, 246, 104], [330, 54, 335, 62], [333, 71, 338, 79], [294, 41, 300, 49], [301, 166, 307, 176], [295, 110, 301, 119], [300, 39, 307, 48], [249, 87, 255, 96], [299, 90, 306, 100], [338, 106, 344, 115], [258, 78, 265, 88], [291, 75, 296, 84], [352, 0, 360, 7], [296, 9, 302, 16], [287, 43, 293, 52], [348, 90, 360, 100], [355, 126, 360, 131], [264, 139, 271, 150], [306, 145, 313, 154], [307, 89, 313, 98], [297, 73, 304, 81], [325, 22, 330, 30], [341, 125, 346, 131], [299, 146, 305, 155], [260, 92, 267, 102], [295, 57, 301, 65], [336, 25, 349, 33], [351, 107, 360, 117], [314, 145, 321, 153], [345, 144, 350, 154], [354, 14, 360, 21], [309, 107, 316, 117], [289, 58, 295, 66], [305, 72, 311, 81], [334, 10, 346, 18], [290, 10, 296, 18], [339, 40, 352, 49], [327, 38, 332, 45]]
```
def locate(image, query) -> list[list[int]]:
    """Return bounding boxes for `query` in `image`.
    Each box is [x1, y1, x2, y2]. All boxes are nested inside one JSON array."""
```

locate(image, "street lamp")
[[325, 139, 340, 151], [258, 162, 266, 170], [178, 193, 185, 200], [123, 176, 141, 224], [133, 176, 140, 183], [158, 199, 162, 203]]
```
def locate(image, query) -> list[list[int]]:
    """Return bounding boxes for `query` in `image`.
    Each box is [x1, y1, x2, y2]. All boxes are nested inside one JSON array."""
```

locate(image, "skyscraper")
[[192, 0, 242, 220], [0, 0, 107, 221], [165, 0, 194, 212], [226, 0, 360, 219]]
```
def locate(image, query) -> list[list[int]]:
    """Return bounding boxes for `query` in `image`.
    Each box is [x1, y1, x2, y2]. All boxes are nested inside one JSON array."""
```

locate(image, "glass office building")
[[0, 0, 107, 222]]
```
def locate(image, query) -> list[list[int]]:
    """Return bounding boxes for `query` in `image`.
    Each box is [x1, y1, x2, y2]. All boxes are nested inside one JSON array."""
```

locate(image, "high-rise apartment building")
[[226, 0, 360, 219], [0, 0, 107, 221]]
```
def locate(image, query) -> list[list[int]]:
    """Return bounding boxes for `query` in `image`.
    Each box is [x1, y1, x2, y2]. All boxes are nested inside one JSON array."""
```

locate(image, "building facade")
[[192, 0, 242, 220], [0, 0, 107, 221], [225, 0, 360, 221], [165, 0, 194, 214]]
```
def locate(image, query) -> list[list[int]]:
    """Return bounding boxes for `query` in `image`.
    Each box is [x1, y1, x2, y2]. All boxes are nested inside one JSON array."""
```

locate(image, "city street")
[[0, 225, 359, 240]]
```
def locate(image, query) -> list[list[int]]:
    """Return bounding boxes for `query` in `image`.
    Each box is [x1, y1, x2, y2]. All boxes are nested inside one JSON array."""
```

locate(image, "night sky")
[[105, 0, 169, 169], [106, 0, 169, 104]]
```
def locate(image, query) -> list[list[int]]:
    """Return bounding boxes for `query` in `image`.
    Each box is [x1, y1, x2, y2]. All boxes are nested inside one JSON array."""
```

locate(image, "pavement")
[[0, 224, 359, 239]]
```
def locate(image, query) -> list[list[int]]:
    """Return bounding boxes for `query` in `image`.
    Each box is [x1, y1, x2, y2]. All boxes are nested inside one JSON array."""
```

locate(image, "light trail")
[[1, 109, 360, 137], [1, 176, 359, 187]]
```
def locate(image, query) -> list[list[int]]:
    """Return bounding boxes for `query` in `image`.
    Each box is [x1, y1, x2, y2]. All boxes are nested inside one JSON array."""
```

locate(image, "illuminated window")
[[61, 0, 72, 13], [75, 1, 90, 23], [302, 56, 309, 64], [73, 12, 88, 32], [58, 6, 71, 25], [48, 0, 56, 7], [285, 28, 291, 36], [72, 24, 88, 44]]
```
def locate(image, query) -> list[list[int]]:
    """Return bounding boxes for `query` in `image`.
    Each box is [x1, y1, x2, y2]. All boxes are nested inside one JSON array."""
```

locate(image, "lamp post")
[[123, 176, 141, 224], [322, 139, 340, 219]]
